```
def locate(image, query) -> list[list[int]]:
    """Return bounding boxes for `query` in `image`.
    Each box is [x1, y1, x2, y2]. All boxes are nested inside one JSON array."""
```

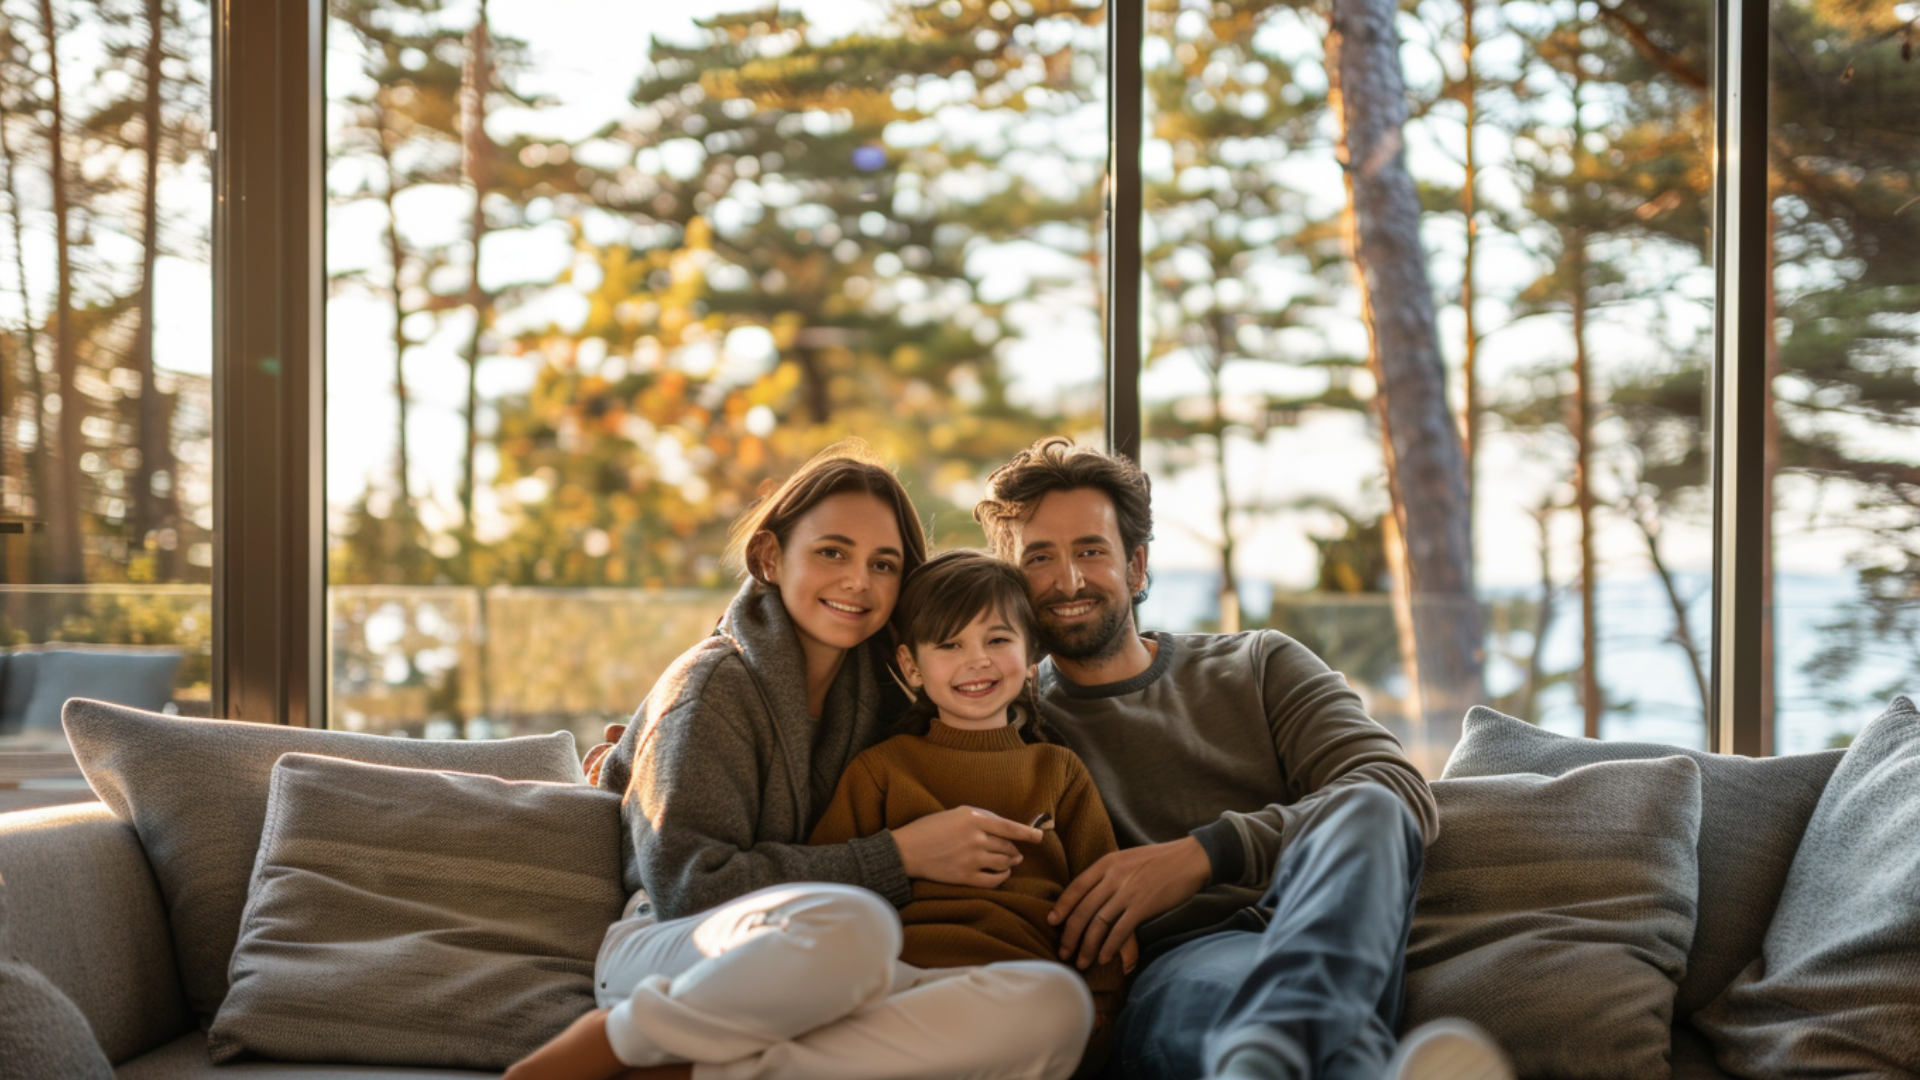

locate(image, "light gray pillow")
[[1405, 756, 1703, 1080], [62, 697, 583, 1022], [1694, 696, 1920, 1078], [1442, 705, 1843, 1019], [209, 754, 624, 1070], [24, 647, 182, 731]]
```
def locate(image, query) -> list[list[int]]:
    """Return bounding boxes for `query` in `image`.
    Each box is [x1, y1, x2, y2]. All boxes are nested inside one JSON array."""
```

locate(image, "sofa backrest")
[[0, 802, 193, 1064]]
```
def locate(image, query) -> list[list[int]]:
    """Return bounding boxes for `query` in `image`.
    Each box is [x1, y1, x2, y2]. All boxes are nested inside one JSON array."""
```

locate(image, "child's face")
[[898, 608, 1030, 730]]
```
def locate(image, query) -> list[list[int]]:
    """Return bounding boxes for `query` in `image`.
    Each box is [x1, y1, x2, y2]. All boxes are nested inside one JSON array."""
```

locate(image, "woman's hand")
[[583, 723, 627, 786], [892, 806, 1045, 888]]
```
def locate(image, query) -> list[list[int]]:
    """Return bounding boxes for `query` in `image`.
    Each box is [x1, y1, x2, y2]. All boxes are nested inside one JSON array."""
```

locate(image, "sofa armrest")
[[0, 801, 193, 1064]]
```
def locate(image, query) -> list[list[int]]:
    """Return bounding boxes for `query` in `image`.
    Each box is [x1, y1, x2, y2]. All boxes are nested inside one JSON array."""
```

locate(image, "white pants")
[[595, 883, 1093, 1080]]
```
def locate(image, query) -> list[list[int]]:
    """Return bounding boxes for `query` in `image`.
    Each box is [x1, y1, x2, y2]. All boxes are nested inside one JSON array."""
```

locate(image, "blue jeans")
[[1112, 784, 1424, 1080]]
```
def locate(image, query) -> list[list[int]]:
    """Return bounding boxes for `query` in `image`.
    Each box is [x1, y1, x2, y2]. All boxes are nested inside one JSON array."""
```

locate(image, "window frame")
[[211, 0, 1772, 755]]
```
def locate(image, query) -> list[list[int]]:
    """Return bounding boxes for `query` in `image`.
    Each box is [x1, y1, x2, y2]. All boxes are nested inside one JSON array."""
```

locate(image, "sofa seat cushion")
[[1406, 756, 1703, 1080], [208, 754, 624, 1071], [64, 698, 585, 1024], [1694, 696, 1920, 1077], [1442, 705, 1843, 1019], [115, 1033, 496, 1078]]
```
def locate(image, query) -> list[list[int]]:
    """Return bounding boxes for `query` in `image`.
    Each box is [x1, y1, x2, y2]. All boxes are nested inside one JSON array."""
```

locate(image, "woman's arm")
[[629, 658, 910, 919]]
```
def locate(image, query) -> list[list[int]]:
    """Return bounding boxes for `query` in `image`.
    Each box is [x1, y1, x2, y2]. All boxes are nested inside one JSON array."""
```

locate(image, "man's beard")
[[1034, 590, 1133, 664]]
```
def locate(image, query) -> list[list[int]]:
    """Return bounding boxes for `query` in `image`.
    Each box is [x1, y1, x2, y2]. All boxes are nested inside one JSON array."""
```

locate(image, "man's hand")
[[893, 806, 1046, 888], [1049, 836, 1211, 969], [582, 722, 627, 787]]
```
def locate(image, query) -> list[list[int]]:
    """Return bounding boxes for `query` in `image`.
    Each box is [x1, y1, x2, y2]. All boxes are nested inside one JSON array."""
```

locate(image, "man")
[[971, 436, 1510, 1080]]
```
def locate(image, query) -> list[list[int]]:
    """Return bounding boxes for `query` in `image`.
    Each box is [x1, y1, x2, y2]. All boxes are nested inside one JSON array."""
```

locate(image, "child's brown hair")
[[891, 549, 1055, 744]]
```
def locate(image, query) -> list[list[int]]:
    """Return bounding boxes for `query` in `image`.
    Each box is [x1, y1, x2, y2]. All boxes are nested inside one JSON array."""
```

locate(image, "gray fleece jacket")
[[596, 582, 912, 919]]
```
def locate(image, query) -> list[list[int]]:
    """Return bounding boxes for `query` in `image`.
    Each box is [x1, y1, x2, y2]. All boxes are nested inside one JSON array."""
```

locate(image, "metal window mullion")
[[1106, 0, 1143, 462], [1709, 0, 1771, 755], [211, 0, 325, 727]]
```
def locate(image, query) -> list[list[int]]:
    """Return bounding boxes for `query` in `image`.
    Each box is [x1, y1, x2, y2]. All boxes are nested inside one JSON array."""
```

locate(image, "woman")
[[512, 441, 1090, 1080]]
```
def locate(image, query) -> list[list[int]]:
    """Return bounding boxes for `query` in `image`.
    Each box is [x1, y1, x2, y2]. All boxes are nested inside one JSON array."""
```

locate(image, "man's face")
[[1008, 487, 1146, 663]]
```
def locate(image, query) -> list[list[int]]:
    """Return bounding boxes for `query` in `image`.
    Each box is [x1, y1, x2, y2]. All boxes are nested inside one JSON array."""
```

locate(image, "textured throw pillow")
[[23, 647, 182, 731], [1, 878, 114, 1080], [0, 959, 115, 1080], [209, 754, 624, 1069], [1405, 756, 1703, 1080], [1443, 705, 1843, 1019], [63, 697, 583, 1022], [1694, 696, 1920, 1078]]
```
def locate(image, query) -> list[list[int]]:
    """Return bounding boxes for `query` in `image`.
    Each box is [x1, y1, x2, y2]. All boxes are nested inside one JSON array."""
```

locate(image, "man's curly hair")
[[973, 437, 1154, 603]]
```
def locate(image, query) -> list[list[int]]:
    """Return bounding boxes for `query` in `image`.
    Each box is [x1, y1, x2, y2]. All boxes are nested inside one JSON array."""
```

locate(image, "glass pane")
[[0, 0, 214, 810], [324, 0, 1106, 744], [1136, 0, 1715, 772], [1766, 0, 1920, 754]]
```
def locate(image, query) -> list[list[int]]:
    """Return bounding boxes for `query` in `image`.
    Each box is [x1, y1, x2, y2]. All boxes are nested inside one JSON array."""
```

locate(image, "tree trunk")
[[1460, 0, 1478, 536], [1328, 0, 1484, 750], [375, 89, 417, 579], [37, 0, 83, 584], [1208, 360, 1240, 633], [1517, 503, 1556, 724], [132, 0, 178, 580], [459, 1, 492, 576], [1, 86, 48, 591], [1572, 225, 1601, 738]]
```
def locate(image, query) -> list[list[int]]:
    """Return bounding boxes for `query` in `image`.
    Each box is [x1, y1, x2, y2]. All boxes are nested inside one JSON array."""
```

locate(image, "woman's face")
[[760, 492, 907, 665]]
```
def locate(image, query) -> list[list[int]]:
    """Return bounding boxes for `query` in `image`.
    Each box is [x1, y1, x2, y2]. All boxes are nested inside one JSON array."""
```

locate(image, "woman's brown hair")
[[724, 438, 929, 585], [890, 548, 1056, 744]]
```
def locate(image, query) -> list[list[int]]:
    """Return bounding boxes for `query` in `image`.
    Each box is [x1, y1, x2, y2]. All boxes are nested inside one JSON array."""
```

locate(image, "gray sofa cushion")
[[63, 698, 583, 1023], [1442, 705, 1843, 1018], [1406, 756, 1702, 1080], [0, 801, 192, 1064], [23, 646, 182, 731], [209, 754, 624, 1070], [1694, 696, 1920, 1077], [0, 957, 114, 1080]]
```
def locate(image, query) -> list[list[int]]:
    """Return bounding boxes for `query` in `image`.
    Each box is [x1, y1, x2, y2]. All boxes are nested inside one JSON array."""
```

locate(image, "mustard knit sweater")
[[809, 720, 1126, 993]]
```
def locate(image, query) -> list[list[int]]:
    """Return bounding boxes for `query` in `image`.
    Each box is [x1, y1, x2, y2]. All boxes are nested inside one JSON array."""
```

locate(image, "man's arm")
[[1191, 632, 1436, 893]]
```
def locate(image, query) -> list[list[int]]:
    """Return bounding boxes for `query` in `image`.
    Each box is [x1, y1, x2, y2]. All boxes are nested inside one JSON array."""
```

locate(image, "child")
[[808, 547, 1128, 1032]]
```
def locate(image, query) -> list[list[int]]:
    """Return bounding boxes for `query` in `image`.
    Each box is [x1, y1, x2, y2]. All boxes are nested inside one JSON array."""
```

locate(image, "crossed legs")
[[590, 883, 1092, 1080]]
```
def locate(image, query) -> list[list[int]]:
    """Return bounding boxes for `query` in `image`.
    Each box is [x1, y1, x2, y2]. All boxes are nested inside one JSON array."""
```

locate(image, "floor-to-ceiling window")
[[1133, 0, 1719, 769], [1762, 0, 1920, 754], [322, 0, 1106, 747], [0, 0, 213, 809], [4, 0, 1905, 776]]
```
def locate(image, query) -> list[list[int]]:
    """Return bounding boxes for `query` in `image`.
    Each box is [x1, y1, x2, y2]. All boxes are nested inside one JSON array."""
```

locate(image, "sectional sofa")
[[3, 696, 1918, 1079]]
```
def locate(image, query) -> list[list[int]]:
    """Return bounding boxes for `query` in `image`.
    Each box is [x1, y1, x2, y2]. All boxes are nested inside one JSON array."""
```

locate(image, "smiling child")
[[808, 548, 1127, 1036]]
